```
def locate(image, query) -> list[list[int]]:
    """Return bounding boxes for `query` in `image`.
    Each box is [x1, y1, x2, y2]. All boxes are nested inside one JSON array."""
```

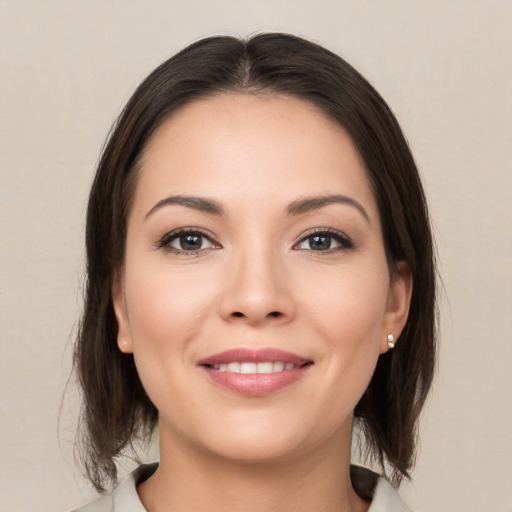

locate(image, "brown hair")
[[74, 33, 437, 491]]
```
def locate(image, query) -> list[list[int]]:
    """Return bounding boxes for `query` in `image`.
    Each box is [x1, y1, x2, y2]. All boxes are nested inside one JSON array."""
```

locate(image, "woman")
[[73, 33, 436, 512]]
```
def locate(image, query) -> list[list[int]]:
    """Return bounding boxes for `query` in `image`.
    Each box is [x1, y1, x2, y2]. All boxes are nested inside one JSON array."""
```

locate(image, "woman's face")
[[113, 93, 411, 464]]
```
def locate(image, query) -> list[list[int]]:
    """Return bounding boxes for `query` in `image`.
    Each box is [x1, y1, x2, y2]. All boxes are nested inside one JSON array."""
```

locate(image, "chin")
[[173, 407, 349, 467], [203, 435, 309, 466]]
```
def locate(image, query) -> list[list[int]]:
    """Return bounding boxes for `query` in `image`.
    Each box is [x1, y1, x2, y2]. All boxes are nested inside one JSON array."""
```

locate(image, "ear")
[[111, 269, 133, 354], [380, 261, 413, 354]]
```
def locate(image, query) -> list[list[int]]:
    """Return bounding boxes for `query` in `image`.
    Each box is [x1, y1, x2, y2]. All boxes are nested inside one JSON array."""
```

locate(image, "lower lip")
[[201, 366, 311, 396]]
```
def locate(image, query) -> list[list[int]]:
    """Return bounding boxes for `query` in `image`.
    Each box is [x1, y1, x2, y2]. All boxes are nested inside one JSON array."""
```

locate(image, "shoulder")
[[351, 465, 414, 512], [369, 478, 415, 512], [71, 464, 157, 512], [71, 493, 113, 512]]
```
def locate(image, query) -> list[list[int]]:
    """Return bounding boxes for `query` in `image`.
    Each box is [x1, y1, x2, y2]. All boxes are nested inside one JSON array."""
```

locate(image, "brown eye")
[[158, 229, 219, 254], [295, 229, 353, 252], [174, 233, 205, 251], [306, 234, 332, 251]]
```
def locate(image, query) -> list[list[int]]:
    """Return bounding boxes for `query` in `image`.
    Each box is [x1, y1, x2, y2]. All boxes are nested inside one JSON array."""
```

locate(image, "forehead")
[[133, 93, 378, 219]]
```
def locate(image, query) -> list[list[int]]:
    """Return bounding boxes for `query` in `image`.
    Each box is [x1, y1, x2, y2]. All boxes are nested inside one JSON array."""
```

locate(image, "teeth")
[[240, 362, 257, 374], [273, 361, 284, 372], [256, 362, 274, 374], [227, 362, 241, 372], [212, 361, 299, 373]]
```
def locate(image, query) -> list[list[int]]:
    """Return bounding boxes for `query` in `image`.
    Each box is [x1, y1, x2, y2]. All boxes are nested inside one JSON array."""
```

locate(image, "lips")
[[198, 348, 313, 396]]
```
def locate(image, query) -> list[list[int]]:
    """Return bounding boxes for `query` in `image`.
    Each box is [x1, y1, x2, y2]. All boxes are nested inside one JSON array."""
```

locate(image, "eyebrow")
[[145, 195, 225, 219], [145, 193, 369, 223], [286, 195, 370, 222]]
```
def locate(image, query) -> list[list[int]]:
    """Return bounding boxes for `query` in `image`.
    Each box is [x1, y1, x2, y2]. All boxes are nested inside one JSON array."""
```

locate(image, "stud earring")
[[387, 333, 395, 349]]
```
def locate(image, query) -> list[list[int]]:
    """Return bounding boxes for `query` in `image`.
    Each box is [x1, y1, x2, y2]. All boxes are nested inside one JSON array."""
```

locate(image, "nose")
[[218, 246, 295, 326]]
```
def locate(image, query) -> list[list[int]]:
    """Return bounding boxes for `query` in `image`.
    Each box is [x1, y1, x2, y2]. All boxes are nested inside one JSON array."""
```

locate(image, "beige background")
[[1, 1, 511, 511]]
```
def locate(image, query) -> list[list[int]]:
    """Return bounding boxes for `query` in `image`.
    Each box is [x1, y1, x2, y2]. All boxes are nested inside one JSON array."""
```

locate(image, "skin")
[[112, 93, 412, 512]]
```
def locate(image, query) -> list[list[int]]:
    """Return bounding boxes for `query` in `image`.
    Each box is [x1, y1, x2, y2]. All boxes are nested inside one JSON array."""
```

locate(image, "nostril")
[[229, 311, 284, 320]]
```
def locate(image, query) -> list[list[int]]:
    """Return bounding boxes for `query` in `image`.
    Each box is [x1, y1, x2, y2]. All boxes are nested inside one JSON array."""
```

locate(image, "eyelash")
[[155, 227, 354, 255], [155, 228, 220, 255], [293, 228, 354, 252]]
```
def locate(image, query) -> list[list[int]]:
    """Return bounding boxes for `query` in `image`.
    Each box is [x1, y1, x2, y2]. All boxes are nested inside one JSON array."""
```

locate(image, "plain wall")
[[1, 1, 511, 511]]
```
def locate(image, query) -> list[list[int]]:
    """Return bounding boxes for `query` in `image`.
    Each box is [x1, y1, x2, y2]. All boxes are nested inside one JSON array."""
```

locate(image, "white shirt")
[[73, 463, 414, 512]]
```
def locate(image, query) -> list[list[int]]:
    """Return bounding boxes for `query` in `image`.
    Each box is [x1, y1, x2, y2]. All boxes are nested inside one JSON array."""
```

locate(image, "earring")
[[387, 333, 395, 349]]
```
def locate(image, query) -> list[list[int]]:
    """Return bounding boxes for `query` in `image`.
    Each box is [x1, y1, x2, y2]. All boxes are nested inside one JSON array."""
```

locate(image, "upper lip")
[[198, 348, 312, 366]]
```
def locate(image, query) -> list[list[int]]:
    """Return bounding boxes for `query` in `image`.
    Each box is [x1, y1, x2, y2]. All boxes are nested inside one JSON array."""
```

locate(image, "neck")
[[138, 423, 370, 512]]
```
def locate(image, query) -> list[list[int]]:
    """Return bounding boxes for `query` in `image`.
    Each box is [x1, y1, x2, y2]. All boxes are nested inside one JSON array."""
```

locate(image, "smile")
[[209, 362, 302, 373], [198, 348, 313, 396]]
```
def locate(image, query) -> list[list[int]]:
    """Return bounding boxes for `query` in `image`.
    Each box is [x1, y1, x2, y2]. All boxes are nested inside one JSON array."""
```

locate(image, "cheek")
[[300, 262, 389, 400], [122, 263, 218, 409], [302, 262, 389, 343], [122, 264, 216, 415], [124, 262, 212, 349]]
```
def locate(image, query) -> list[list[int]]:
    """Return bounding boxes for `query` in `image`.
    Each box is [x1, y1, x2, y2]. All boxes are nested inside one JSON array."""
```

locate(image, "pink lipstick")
[[198, 348, 313, 396]]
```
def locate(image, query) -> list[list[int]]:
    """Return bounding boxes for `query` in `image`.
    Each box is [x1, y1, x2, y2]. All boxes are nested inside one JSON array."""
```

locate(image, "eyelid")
[[154, 226, 353, 254], [155, 227, 222, 254], [293, 228, 354, 251]]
